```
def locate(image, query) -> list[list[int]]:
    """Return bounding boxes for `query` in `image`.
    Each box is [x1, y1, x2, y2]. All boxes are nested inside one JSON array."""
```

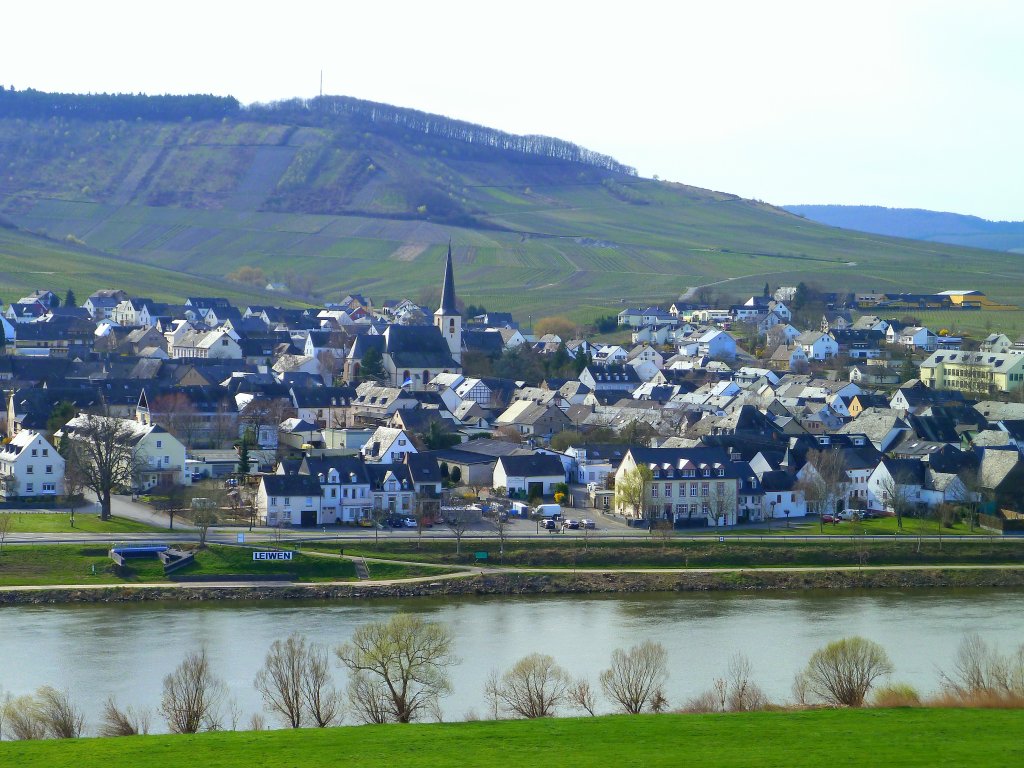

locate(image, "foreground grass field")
[[0, 709, 1020, 768]]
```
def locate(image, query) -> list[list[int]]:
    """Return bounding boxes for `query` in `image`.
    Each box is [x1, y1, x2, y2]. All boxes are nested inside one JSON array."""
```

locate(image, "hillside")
[[786, 205, 1024, 254], [2, 90, 1024, 323]]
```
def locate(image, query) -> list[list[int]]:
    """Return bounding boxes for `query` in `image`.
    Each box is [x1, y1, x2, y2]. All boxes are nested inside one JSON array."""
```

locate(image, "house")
[[291, 386, 355, 429], [696, 330, 737, 361], [492, 453, 567, 498], [493, 401, 571, 437], [362, 427, 418, 463], [0, 430, 65, 499], [301, 455, 372, 524], [795, 331, 839, 360], [614, 447, 757, 527], [58, 415, 188, 490], [918, 351, 1024, 396], [866, 457, 968, 514], [258, 474, 324, 527], [889, 325, 938, 352], [278, 418, 324, 451], [760, 471, 807, 521]]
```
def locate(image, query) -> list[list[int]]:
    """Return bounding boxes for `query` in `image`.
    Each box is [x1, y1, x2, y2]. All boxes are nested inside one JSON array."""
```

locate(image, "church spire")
[[436, 242, 458, 316]]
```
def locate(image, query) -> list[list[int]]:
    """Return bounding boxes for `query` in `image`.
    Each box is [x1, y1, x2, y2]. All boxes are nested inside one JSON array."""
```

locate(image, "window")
[[42, 483, 55, 492], [156, 440, 162, 448], [664, 483, 672, 496], [701, 483, 709, 497], [283, 497, 290, 505], [651, 486, 658, 498], [690, 484, 697, 497], [717, 482, 725, 495], [26, 483, 33, 493], [270, 498, 276, 506], [305, 497, 313, 505], [42, 449, 48, 457], [45, 465, 52, 474], [31, 449, 37, 457], [26, 466, 33, 474]]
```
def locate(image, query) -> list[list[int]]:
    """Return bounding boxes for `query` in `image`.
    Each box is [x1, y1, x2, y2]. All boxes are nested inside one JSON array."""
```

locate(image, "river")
[[2, 589, 1022, 729]]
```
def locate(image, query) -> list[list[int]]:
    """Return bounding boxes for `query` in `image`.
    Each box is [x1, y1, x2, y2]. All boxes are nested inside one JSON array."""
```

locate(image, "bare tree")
[[301, 641, 341, 727], [160, 648, 226, 733], [190, 498, 219, 546], [707, 481, 736, 528], [62, 444, 87, 528], [254, 633, 340, 729], [2, 694, 48, 740], [879, 468, 917, 531], [254, 634, 308, 728], [99, 696, 151, 737], [567, 678, 598, 716], [445, 506, 473, 556], [60, 414, 143, 520], [485, 653, 570, 718], [150, 392, 204, 449], [34, 685, 85, 739], [723, 653, 768, 711], [800, 636, 893, 707], [939, 632, 1024, 702], [336, 614, 457, 724], [0, 510, 12, 555], [801, 448, 848, 530], [954, 467, 984, 532], [599, 640, 669, 714]]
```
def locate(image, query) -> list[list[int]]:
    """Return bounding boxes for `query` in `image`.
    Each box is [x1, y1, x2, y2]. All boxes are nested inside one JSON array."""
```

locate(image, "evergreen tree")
[[64, 288, 77, 307], [237, 437, 252, 475], [359, 347, 385, 382]]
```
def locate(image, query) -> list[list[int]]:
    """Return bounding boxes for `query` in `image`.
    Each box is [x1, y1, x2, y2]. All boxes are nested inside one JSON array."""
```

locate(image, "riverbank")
[[3, 565, 1024, 605], [1, 709, 1020, 768]]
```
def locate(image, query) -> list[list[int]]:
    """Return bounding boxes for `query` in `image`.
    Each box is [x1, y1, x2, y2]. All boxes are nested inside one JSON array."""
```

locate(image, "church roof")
[[436, 244, 458, 315]]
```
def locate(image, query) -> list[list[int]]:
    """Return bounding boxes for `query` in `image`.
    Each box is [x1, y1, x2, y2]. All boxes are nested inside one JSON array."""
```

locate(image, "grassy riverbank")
[[0, 709, 1020, 768], [0, 544, 454, 586], [320, 537, 1024, 570], [0, 513, 161, 534]]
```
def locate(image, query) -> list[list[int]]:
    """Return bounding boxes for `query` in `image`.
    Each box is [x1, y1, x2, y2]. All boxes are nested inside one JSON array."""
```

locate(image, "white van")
[[533, 503, 562, 519]]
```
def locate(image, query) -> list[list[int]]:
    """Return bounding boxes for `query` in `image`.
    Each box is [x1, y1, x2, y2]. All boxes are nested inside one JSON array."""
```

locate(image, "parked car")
[[821, 513, 839, 524], [563, 519, 580, 530], [403, 518, 418, 528], [542, 519, 557, 530], [580, 518, 596, 529], [357, 517, 375, 527]]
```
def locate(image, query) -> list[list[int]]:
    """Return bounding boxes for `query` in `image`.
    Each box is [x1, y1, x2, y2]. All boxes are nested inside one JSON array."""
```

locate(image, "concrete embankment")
[[3, 567, 1024, 605]]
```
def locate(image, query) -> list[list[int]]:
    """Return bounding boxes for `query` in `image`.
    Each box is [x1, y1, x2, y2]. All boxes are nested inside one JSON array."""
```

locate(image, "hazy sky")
[[5, 1, 1022, 220]]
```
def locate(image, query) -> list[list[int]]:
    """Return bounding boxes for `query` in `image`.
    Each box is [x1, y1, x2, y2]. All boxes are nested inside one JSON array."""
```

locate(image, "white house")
[[362, 427, 418, 463], [696, 330, 737, 361], [59, 415, 188, 490], [795, 331, 839, 360], [0, 430, 64, 499], [888, 325, 938, 352], [493, 454, 567, 498]]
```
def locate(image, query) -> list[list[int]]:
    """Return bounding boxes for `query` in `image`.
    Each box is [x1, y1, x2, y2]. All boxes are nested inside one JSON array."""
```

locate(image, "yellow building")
[[935, 290, 1018, 311], [919, 350, 1024, 395]]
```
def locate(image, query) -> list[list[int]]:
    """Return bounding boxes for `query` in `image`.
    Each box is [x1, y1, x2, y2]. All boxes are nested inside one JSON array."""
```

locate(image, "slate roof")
[[496, 453, 566, 478], [261, 474, 323, 497]]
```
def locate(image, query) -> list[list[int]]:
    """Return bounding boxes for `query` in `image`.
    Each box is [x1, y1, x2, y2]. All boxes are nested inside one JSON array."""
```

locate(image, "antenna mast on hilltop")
[[319, 69, 323, 99]]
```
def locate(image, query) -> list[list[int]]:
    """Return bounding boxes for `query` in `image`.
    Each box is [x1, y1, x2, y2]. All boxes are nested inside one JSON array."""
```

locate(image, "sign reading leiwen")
[[253, 551, 294, 561]]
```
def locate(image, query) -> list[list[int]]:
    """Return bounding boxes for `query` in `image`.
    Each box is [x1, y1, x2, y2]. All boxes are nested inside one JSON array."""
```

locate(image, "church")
[[344, 245, 463, 389]]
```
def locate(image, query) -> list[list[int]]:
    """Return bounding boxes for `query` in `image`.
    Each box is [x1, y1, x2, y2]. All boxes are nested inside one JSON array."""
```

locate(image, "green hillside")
[[1, 93, 1022, 322], [0, 710, 1019, 768]]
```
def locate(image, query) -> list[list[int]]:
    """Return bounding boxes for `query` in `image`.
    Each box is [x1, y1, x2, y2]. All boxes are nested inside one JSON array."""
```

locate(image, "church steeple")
[[436, 242, 458, 316], [434, 242, 462, 364]]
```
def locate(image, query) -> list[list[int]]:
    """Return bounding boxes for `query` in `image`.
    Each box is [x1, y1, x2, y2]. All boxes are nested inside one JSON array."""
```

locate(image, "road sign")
[[237, 533, 245, 544], [474, 551, 489, 560]]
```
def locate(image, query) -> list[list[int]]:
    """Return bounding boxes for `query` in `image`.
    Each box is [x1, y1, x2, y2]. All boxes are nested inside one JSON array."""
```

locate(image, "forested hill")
[[786, 205, 1024, 254], [0, 88, 1021, 323]]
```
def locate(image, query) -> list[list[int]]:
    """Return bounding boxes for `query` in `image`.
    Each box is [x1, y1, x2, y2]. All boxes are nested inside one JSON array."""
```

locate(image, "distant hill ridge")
[[0, 87, 633, 175], [785, 204, 1024, 254]]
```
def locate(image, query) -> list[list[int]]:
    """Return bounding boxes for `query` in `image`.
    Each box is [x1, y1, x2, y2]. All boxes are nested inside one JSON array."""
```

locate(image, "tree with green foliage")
[[47, 401, 78, 440], [237, 437, 252, 476], [64, 289, 76, 308], [359, 347, 385, 383], [421, 420, 459, 451], [615, 463, 653, 523], [450, 466, 462, 485]]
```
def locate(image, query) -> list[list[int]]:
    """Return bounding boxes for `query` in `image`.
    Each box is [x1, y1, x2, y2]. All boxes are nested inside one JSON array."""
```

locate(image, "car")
[[356, 517, 374, 527], [403, 518, 418, 528], [580, 518, 596, 529], [191, 472, 203, 482], [563, 519, 580, 530], [821, 513, 839, 524], [542, 519, 557, 530], [224, 478, 239, 487], [586, 482, 599, 493]]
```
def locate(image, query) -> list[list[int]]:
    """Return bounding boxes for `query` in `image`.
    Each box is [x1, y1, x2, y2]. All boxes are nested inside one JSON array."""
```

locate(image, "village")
[[2, 251, 1023, 535]]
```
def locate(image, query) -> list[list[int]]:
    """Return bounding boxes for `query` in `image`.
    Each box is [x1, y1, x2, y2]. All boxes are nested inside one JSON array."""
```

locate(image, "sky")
[[4, 1, 1022, 220]]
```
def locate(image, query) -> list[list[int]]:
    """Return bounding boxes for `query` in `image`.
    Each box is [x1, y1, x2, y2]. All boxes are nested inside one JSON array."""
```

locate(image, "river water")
[[2, 589, 1022, 729]]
